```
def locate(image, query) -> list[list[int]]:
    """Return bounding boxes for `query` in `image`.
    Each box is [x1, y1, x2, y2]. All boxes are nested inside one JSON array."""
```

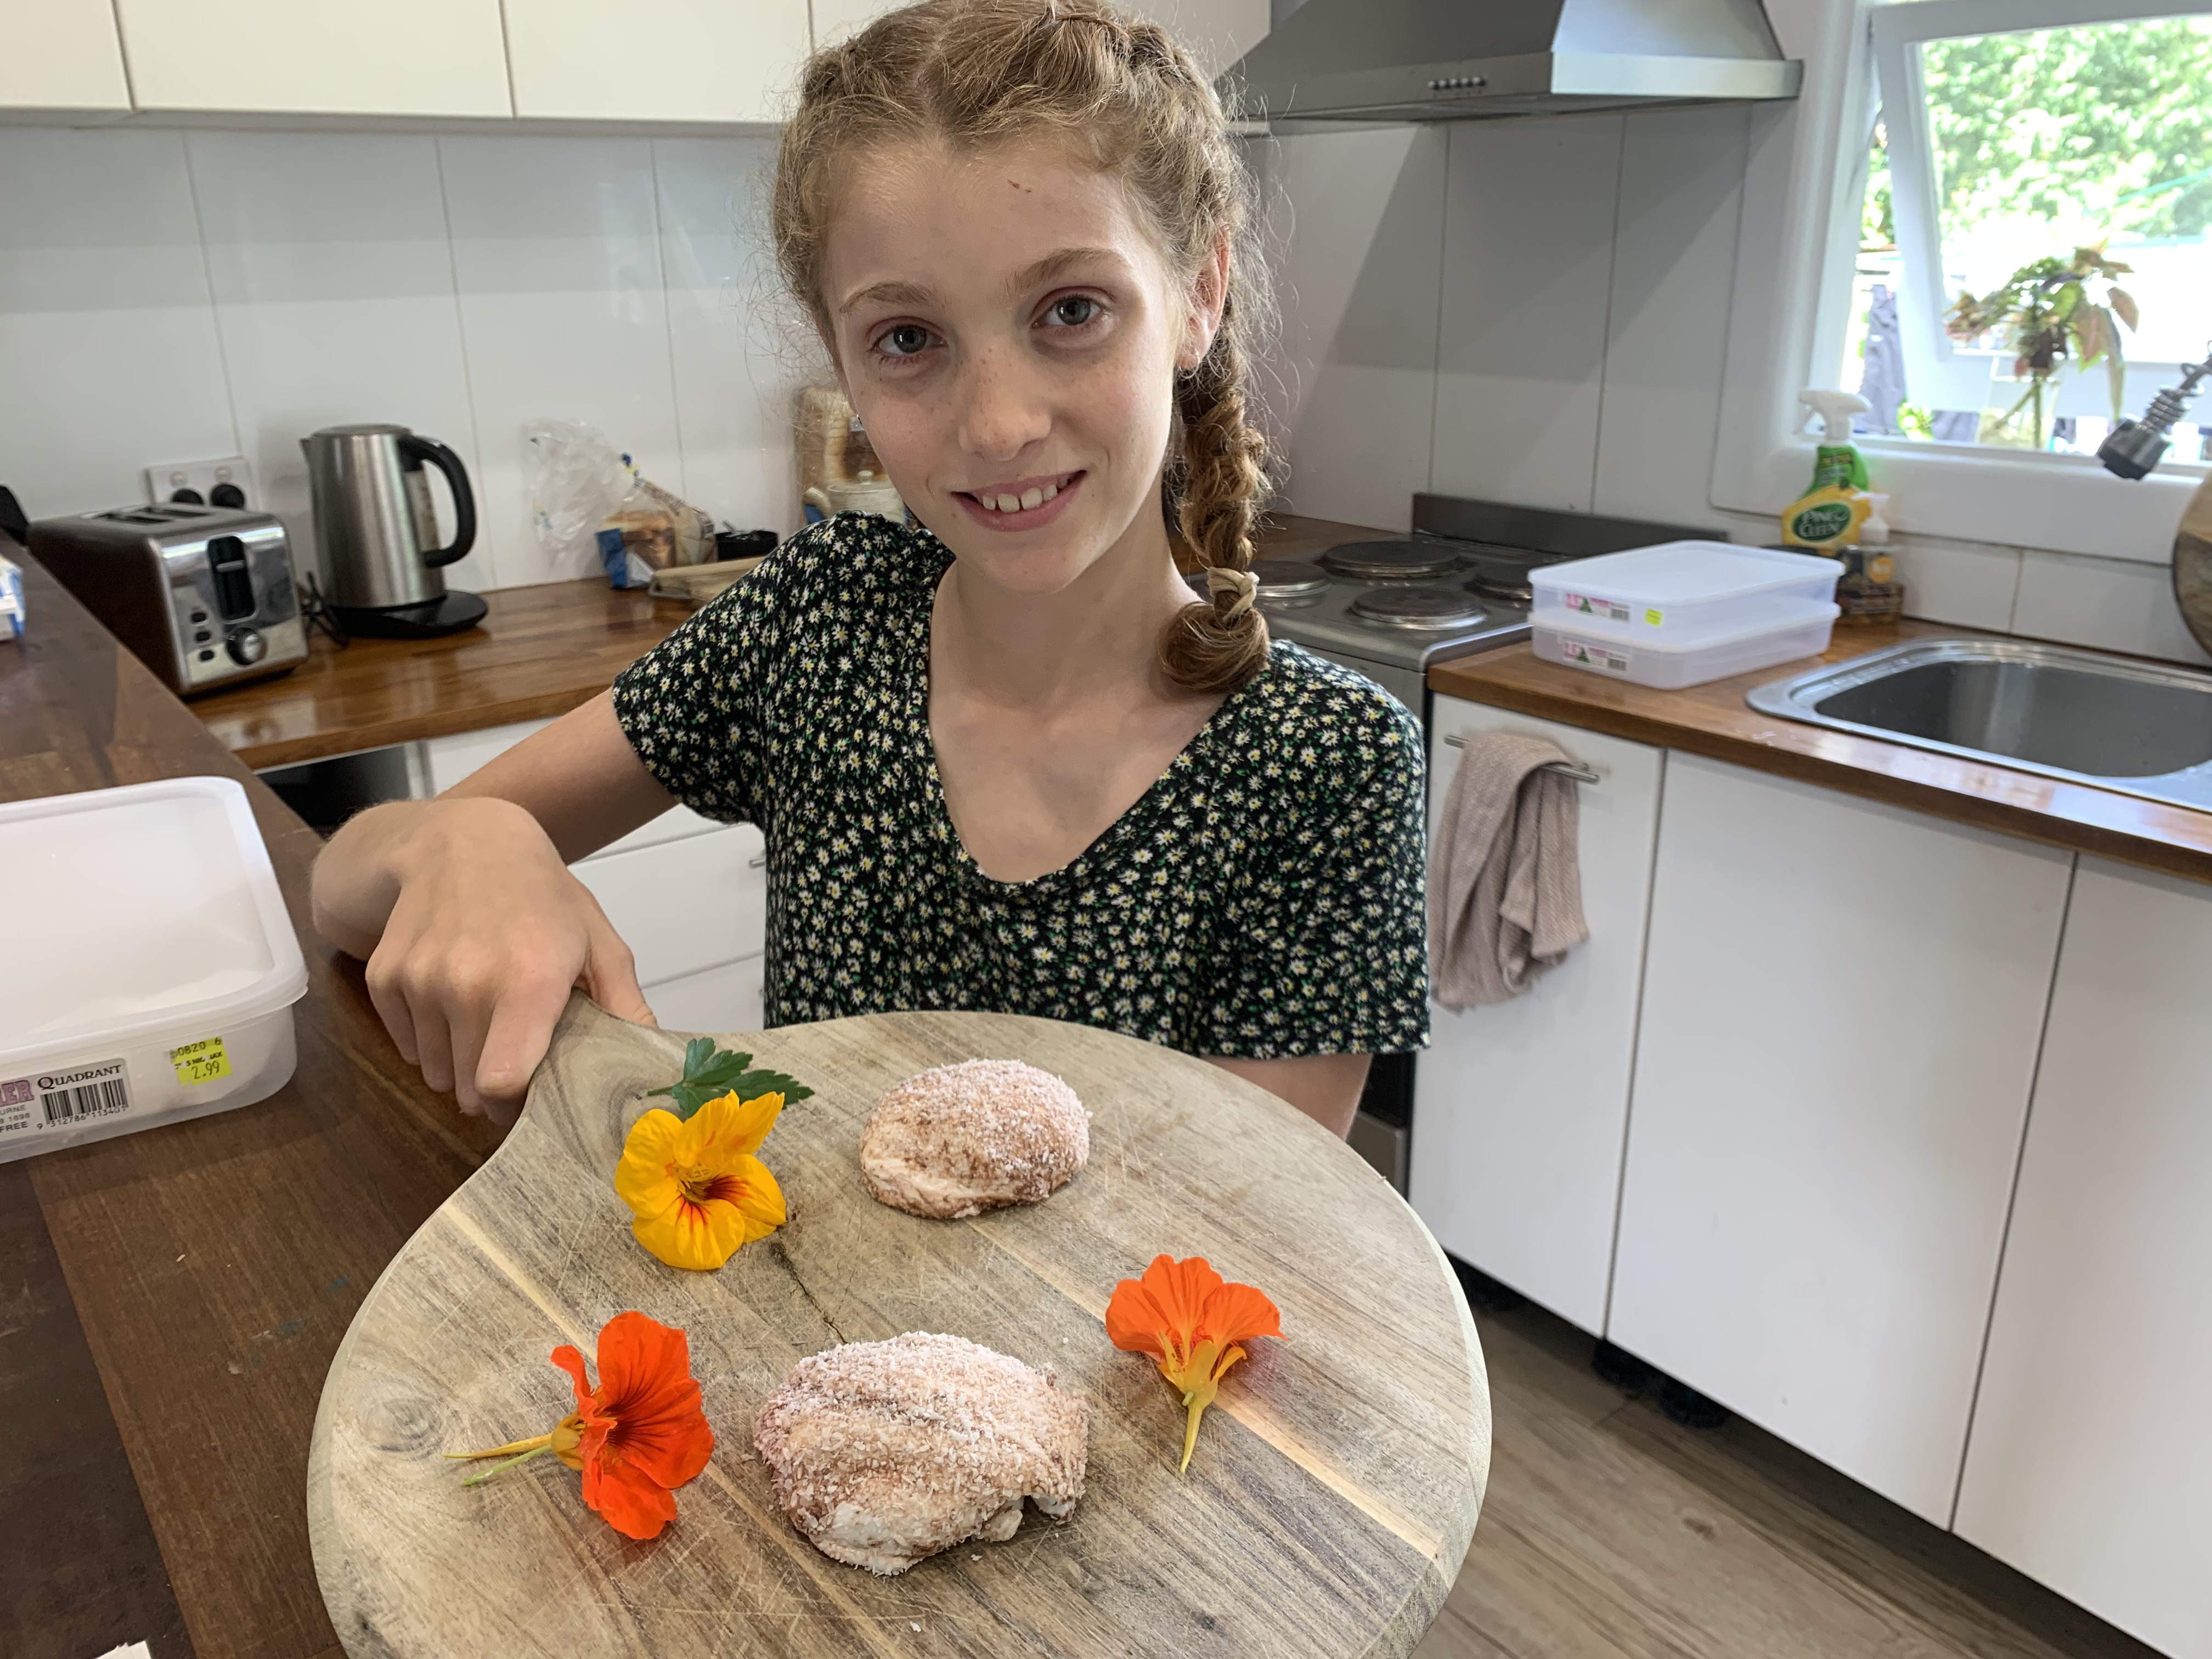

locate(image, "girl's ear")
[[1178, 233, 1233, 371]]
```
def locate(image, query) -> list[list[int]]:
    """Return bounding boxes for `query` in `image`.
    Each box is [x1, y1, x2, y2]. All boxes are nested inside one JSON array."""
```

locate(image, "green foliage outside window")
[[1921, 18, 2212, 240]]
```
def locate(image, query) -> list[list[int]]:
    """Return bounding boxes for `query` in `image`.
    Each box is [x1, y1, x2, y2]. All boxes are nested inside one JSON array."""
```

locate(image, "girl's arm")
[[1206, 1053, 1373, 1139], [311, 692, 679, 1124]]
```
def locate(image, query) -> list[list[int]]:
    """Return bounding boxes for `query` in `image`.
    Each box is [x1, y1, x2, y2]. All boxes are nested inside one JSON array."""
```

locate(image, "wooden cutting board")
[[308, 997, 1489, 1658]]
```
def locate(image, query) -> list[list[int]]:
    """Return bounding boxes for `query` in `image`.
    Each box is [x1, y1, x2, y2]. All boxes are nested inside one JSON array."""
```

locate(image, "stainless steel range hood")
[[1226, 0, 1802, 122]]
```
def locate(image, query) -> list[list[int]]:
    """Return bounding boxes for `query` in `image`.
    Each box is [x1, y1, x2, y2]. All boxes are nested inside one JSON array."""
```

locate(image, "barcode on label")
[[28, 1059, 132, 1131], [42, 1077, 130, 1126]]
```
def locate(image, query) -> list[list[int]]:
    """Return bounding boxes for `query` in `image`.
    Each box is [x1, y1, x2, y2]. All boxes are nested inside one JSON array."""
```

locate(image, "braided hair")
[[772, 0, 1275, 692]]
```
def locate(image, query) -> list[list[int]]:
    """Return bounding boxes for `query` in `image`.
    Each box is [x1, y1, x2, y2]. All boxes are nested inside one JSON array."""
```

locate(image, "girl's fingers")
[[363, 945, 421, 1067], [582, 920, 657, 1028], [409, 990, 459, 1101], [473, 969, 577, 1122]]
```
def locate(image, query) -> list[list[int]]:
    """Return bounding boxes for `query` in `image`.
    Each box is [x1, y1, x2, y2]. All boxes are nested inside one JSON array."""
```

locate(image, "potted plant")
[[1946, 245, 2138, 449]]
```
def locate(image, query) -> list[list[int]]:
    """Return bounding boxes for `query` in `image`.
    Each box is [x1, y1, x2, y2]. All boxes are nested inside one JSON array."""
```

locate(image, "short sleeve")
[[610, 558, 785, 827], [1195, 687, 1430, 1058]]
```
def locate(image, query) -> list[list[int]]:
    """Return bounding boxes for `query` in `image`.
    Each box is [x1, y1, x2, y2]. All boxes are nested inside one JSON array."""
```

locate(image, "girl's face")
[[818, 139, 1218, 595]]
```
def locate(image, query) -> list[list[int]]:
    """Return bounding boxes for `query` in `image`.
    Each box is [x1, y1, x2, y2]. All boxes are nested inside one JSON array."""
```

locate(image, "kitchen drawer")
[[573, 823, 766, 987], [421, 719, 724, 859], [644, 954, 766, 1035]]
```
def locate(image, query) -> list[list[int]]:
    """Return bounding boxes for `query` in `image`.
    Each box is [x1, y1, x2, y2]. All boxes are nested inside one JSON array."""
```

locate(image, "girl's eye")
[[875, 323, 934, 358], [1043, 295, 1102, 330]]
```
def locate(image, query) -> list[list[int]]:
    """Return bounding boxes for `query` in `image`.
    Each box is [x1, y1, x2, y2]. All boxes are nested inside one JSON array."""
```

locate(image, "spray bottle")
[[1782, 390, 1874, 550]]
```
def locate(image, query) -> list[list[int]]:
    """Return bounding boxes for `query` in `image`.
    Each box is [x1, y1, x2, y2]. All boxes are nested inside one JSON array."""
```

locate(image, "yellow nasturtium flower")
[[614, 1091, 787, 1269]]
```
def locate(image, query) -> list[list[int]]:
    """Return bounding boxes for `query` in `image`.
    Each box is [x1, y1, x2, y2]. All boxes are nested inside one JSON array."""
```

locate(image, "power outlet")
[[144, 455, 259, 511]]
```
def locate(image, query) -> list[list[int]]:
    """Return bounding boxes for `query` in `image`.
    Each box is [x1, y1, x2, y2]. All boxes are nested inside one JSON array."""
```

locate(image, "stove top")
[[1240, 533, 1530, 675], [1318, 539, 1464, 582], [1347, 584, 1490, 629]]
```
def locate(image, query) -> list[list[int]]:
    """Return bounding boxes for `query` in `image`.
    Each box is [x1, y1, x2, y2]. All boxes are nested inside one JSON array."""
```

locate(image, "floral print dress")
[[612, 514, 1430, 1058]]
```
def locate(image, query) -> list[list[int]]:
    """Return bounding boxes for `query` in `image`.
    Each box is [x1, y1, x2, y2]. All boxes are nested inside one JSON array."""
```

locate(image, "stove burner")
[[1462, 547, 1575, 605], [1254, 560, 1330, 601], [1319, 539, 1462, 582], [1348, 584, 1491, 629]]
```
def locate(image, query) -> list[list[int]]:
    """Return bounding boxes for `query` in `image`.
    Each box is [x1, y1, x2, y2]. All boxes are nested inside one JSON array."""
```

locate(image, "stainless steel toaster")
[[29, 503, 308, 695]]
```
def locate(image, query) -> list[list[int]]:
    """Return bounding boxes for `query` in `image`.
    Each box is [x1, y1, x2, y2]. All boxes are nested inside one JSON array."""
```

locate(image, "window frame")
[[1708, 0, 2209, 564]]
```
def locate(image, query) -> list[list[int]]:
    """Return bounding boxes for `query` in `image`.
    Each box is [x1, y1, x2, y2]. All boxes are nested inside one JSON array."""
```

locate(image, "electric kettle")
[[302, 424, 487, 637]]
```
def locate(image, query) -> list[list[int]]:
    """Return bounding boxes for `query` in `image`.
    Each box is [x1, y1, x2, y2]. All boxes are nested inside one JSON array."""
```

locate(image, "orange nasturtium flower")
[[1105, 1254, 1284, 1475], [613, 1090, 788, 1270], [445, 1310, 714, 1541]]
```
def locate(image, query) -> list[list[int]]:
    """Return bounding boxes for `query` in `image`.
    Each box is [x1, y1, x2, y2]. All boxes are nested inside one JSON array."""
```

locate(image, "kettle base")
[[335, 590, 488, 639]]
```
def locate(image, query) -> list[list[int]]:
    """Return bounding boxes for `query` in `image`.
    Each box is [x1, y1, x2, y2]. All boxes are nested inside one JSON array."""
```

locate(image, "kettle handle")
[[398, 434, 477, 568]]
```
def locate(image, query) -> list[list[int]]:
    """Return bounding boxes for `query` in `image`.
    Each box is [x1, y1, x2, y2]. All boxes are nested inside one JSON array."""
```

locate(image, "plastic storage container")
[[1531, 541, 1840, 637], [0, 776, 307, 1163], [1534, 601, 1840, 690]]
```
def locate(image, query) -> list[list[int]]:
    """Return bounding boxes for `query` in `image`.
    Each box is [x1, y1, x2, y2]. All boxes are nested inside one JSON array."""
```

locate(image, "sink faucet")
[[2099, 344, 2212, 478]]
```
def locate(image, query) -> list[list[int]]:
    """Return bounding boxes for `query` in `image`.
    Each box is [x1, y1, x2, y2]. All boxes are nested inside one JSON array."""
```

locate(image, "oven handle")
[[1441, 732, 1601, 786]]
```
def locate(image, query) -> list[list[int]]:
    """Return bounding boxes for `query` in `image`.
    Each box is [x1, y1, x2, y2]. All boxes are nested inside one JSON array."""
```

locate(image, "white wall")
[[1262, 109, 2212, 668], [0, 127, 802, 592]]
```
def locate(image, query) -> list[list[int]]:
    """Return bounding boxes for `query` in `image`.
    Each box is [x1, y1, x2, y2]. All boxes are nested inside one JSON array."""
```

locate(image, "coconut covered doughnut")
[[859, 1059, 1090, 1219], [753, 1331, 1088, 1575]]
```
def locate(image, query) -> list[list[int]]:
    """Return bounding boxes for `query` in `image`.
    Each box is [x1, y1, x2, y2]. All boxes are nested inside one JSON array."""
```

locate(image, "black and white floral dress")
[[612, 514, 1430, 1058]]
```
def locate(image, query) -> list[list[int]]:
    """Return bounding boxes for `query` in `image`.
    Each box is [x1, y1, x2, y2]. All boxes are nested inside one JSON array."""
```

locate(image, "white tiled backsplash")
[[1259, 109, 2212, 668], [0, 127, 803, 594]]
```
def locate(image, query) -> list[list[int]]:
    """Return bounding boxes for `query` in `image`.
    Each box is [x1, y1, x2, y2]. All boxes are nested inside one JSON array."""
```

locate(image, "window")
[[1841, 0, 2212, 461]]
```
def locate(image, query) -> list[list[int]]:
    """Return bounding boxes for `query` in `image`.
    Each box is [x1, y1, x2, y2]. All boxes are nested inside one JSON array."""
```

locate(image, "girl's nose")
[[953, 347, 1050, 462]]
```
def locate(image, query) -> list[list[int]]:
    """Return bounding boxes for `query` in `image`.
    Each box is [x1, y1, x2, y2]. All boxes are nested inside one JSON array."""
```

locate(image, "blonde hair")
[[772, 0, 1273, 693]]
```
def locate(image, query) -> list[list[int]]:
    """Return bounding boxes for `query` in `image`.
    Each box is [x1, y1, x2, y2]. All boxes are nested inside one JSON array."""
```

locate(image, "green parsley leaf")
[[647, 1042, 815, 1121]]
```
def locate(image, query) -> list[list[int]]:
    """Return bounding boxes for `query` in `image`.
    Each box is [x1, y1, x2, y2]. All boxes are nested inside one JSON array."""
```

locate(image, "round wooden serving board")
[[308, 997, 1489, 1659]]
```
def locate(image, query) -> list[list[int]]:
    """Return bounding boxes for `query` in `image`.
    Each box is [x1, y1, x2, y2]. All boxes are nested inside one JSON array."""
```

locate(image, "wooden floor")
[[1412, 1289, 2163, 1659]]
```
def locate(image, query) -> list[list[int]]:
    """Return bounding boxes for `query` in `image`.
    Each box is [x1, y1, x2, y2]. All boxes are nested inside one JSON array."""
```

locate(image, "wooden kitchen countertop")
[[1, 550, 501, 1659], [195, 514, 1386, 771], [1429, 618, 2212, 884]]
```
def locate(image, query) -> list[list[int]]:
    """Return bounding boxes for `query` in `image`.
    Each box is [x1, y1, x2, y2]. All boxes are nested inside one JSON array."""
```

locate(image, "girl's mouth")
[[952, 471, 1084, 532]]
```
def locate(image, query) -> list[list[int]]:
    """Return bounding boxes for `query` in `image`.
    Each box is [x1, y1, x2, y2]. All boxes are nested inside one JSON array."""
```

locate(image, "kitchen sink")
[[1747, 638, 2212, 812]]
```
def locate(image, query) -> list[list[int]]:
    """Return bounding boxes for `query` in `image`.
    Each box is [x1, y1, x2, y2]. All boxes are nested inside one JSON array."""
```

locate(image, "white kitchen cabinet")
[[572, 821, 766, 986], [421, 719, 723, 858], [0, 1, 132, 111], [420, 719, 765, 985], [1607, 754, 2072, 1525], [113, 0, 512, 117], [810, 0, 1265, 70], [645, 953, 766, 1034], [811, 0, 909, 48], [1953, 858, 2212, 1659], [504, 0, 810, 123], [1124, 0, 1270, 76], [1409, 695, 1663, 1334]]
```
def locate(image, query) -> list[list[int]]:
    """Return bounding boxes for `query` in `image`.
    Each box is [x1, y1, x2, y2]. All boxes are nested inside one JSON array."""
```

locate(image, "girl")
[[311, 0, 1427, 1137]]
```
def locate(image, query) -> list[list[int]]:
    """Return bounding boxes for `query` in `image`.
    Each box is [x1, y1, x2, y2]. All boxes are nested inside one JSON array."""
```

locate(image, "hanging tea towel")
[[1429, 730, 1590, 1009]]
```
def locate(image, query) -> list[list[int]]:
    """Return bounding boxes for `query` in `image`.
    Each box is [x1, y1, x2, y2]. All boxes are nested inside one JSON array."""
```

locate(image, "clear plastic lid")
[[0, 776, 308, 1065], [1531, 541, 1841, 607]]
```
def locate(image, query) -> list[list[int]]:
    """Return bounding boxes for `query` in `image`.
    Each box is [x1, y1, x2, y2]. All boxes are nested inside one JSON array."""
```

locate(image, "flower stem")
[[453, 1442, 555, 1487], [444, 1432, 554, 1462], [1179, 1396, 1205, 1476]]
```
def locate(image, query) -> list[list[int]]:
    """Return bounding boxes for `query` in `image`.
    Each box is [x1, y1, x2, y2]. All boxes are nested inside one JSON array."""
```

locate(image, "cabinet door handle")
[[748, 853, 767, 869], [1442, 731, 1601, 785]]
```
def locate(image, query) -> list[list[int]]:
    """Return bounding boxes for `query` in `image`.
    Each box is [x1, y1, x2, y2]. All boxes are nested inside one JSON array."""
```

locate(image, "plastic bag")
[[524, 420, 714, 588], [599, 471, 714, 589], [524, 420, 628, 572]]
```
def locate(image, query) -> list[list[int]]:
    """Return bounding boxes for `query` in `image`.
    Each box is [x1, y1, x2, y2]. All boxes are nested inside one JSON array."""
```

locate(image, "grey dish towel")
[[1430, 730, 1591, 1010]]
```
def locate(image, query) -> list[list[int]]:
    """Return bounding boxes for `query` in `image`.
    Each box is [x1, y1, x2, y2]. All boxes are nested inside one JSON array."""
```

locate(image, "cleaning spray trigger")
[[1799, 390, 1870, 442]]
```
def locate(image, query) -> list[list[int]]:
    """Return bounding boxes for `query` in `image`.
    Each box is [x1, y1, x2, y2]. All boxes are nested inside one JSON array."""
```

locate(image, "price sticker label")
[[171, 1037, 232, 1087]]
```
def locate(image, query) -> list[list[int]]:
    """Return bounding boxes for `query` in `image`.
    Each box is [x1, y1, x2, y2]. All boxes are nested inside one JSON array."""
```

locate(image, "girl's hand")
[[311, 693, 681, 1124], [321, 797, 656, 1125]]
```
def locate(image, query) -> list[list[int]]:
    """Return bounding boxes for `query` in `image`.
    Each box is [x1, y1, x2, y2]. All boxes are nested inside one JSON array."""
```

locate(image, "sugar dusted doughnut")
[[859, 1059, 1089, 1219], [753, 1331, 1087, 1575]]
